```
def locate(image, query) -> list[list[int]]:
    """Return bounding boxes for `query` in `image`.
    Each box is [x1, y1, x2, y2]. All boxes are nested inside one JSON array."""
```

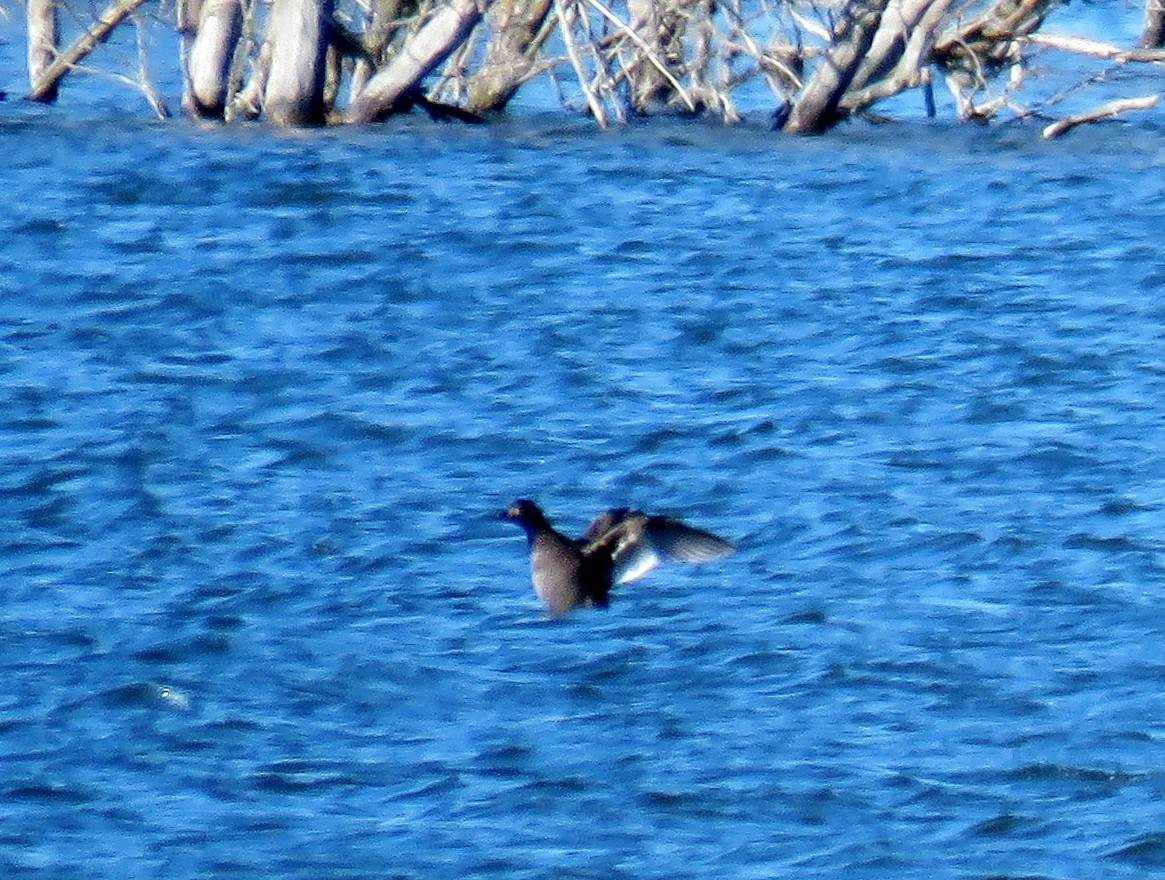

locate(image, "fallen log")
[[1026, 32, 1165, 62]]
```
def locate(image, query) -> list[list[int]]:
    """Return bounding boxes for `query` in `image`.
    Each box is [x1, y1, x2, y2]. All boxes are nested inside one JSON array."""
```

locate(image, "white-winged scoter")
[[502, 499, 735, 616]]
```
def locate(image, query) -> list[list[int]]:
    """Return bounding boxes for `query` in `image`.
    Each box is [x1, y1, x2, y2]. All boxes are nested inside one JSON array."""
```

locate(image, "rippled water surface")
[[4, 104, 1165, 879]]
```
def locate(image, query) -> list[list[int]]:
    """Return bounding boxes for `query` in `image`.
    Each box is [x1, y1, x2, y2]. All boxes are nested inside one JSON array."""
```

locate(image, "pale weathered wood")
[[783, 0, 890, 133], [1143, 0, 1165, 48], [184, 0, 243, 118], [463, 0, 552, 114], [26, 0, 149, 102], [178, 0, 200, 114], [580, 0, 694, 112], [229, 36, 272, 121], [554, 0, 607, 126], [1041, 94, 1159, 138], [625, 0, 685, 112], [934, 0, 1060, 75], [1027, 32, 1165, 62], [27, 0, 59, 102], [350, 0, 413, 98], [130, 14, 171, 117], [263, 0, 333, 125], [842, 0, 952, 108], [345, 0, 485, 123]]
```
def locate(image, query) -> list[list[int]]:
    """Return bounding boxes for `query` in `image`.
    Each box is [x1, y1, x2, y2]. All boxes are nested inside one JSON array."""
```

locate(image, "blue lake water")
[[4, 95, 1165, 880]]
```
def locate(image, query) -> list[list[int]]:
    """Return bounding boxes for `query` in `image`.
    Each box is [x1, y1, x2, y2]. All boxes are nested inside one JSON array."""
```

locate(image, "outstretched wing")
[[610, 515, 735, 584], [576, 507, 633, 546]]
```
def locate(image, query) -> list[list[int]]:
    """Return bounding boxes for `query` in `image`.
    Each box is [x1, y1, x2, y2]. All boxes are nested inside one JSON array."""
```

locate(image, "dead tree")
[[263, 0, 334, 124], [463, 0, 552, 114], [783, 0, 890, 133], [625, 0, 686, 113], [26, 0, 151, 102], [27, 0, 59, 102], [345, 0, 486, 123], [932, 0, 1061, 117], [1143, 0, 1165, 48], [839, 0, 953, 113], [182, 0, 244, 117], [20, 0, 1160, 135]]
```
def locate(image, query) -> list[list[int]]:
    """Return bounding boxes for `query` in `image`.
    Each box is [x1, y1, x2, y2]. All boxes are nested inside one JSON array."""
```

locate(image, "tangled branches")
[[22, 0, 1164, 134]]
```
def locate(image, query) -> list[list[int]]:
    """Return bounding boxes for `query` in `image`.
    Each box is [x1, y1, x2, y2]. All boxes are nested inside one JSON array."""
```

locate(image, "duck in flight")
[[502, 499, 735, 616]]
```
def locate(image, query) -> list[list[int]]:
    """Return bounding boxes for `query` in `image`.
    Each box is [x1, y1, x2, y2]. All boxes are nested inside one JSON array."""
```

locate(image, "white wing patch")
[[611, 517, 734, 584], [613, 540, 662, 584]]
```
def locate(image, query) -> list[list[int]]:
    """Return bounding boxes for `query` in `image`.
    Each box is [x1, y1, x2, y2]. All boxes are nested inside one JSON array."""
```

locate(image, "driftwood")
[[1041, 94, 1160, 138], [1026, 32, 1165, 63], [26, 0, 150, 102]]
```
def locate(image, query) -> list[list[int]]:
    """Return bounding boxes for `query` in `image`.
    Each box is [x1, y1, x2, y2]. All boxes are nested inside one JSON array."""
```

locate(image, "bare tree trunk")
[[345, 0, 485, 123], [323, 41, 344, 110], [263, 0, 333, 125], [1142, 0, 1165, 48], [627, 0, 659, 110], [783, 0, 889, 133], [184, 0, 243, 117], [464, 0, 551, 113], [27, 0, 150, 102], [230, 34, 271, 120], [178, 0, 201, 111], [27, 0, 60, 103]]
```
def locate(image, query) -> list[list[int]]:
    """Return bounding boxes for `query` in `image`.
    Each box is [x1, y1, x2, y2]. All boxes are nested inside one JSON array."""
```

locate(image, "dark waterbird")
[[502, 499, 735, 616]]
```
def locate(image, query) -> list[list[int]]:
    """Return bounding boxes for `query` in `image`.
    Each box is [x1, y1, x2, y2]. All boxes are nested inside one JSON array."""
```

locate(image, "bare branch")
[[579, 0, 695, 112], [1026, 32, 1165, 63], [554, 0, 608, 126], [1042, 93, 1159, 138], [26, 0, 151, 101]]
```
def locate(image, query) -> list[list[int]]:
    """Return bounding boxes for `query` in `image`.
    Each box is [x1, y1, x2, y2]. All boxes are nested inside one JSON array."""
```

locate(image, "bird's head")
[[501, 498, 549, 531]]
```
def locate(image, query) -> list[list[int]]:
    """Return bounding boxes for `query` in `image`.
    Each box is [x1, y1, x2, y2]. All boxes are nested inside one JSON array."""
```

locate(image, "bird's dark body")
[[502, 499, 734, 616]]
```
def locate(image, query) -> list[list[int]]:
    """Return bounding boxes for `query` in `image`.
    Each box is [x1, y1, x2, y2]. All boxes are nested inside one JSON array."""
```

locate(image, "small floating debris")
[[105, 681, 192, 710], [155, 684, 191, 711]]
